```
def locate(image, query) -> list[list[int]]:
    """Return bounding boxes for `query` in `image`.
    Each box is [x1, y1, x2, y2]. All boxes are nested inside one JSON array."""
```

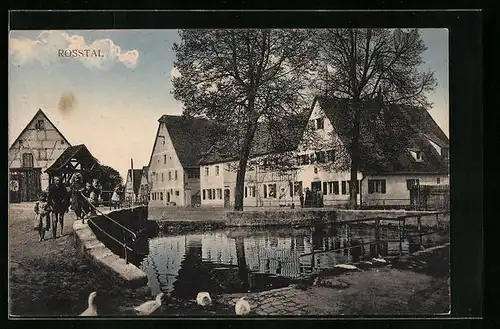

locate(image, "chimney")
[[131, 158, 135, 200]]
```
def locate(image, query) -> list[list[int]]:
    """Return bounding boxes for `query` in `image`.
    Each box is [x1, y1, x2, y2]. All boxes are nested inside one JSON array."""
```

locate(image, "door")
[[224, 189, 230, 208], [311, 181, 322, 207]]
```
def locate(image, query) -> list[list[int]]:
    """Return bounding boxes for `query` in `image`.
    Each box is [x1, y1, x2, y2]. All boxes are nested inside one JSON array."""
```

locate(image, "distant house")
[[9, 109, 72, 202], [147, 115, 217, 207], [200, 96, 449, 208], [125, 169, 143, 202], [138, 166, 150, 203]]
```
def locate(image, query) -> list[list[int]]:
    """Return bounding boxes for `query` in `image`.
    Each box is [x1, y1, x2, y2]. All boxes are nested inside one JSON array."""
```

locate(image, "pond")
[[131, 223, 449, 299]]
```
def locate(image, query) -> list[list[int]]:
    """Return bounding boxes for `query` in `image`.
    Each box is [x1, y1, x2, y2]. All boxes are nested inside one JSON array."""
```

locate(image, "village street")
[[9, 203, 449, 317]]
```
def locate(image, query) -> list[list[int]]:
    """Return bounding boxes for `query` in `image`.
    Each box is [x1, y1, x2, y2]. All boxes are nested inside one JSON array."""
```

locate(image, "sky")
[[8, 29, 449, 181]]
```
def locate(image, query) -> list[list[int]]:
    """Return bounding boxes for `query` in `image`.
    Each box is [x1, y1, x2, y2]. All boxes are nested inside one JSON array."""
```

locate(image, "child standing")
[[34, 192, 51, 241]]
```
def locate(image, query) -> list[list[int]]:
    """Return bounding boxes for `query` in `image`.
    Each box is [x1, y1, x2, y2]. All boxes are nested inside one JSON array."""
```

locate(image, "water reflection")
[[139, 224, 448, 297]]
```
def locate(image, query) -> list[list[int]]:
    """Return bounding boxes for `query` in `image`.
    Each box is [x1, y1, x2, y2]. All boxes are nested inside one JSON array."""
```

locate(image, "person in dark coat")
[[70, 173, 86, 222], [48, 176, 70, 238], [305, 188, 312, 208], [299, 190, 304, 208]]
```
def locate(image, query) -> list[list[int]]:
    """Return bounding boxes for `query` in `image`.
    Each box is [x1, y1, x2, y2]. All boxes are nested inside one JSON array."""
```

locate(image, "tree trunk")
[[234, 107, 259, 211], [349, 104, 361, 210]]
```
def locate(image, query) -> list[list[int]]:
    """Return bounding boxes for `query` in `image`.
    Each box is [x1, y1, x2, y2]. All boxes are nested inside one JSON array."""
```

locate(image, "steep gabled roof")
[[159, 115, 221, 168], [9, 109, 71, 150], [199, 110, 311, 165], [316, 96, 449, 175], [126, 169, 143, 195], [45, 144, 98, 173]]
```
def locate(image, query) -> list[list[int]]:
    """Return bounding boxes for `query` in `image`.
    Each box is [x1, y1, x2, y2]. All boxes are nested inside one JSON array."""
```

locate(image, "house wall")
[[361, 174, 449, 207], [8, 112, 70, 191], [148, 122, 188, 207]]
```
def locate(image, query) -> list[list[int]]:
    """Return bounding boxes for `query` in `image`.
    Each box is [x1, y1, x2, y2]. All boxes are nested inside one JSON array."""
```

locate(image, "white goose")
[[134, 292, 165, 316], [79, 291, 98, 316], [235, 297, 251, 316], [196, 292, 212, 306]]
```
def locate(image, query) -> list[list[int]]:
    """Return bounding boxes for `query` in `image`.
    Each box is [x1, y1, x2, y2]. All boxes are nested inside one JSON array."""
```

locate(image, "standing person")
[[88, 178, 100, 217], [111, 185, 121, 209], [279, 188, 286, 208], [35, 192, 51, 241], [299, 189, 304, 208], [70, 173, 86, 222], [48, 176, 70, 239], [81, 182, 93, 221], [305, 188, 312, 208]]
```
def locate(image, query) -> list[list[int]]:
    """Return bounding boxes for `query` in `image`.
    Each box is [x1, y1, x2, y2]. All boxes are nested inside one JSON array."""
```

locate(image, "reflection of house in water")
[[141, 236, 186, 295]]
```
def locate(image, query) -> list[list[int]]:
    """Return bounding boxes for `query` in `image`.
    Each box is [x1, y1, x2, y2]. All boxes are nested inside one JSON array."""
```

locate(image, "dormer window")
[[409, 149, 424, 162]]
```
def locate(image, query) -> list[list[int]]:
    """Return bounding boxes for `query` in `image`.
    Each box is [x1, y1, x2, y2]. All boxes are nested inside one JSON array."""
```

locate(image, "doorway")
[[224, 189, 230, 208]]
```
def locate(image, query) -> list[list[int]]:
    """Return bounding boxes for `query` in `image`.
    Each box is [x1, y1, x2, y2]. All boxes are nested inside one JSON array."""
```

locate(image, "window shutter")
[[381, 180, 386, 194], [203, 190, 206, 200], [368, 180, 374, 194], [289, 182, 293, 197], [264, 185, 267, 198], [323, 182, 327, 195], [245, 187, 248, 198], [341, 181, 347, 195]]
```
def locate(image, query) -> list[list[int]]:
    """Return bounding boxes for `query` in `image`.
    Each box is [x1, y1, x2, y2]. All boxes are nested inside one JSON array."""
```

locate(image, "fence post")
[[417, 216, 422, 246], [123, 229, 128, 264], [375, 218, 381, 256]]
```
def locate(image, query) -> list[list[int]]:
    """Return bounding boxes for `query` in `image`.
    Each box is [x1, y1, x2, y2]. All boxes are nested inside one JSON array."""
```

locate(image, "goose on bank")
[[79, 291, 98, 316], [133, 292, 165, 316]]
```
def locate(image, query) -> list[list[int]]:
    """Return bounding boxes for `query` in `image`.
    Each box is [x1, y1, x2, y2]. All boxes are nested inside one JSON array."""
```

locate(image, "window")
[[212, 189, 216, 200], [175, 190, 179, 196], [175, 170, 178, 180], [217, 188, 222, 199], [168, 171, 172, 180], [205, 167, 210, 176], [328, 181, 340, 195], [314, 167, 318, 174], [292, 181, 302, 196], [151, 193, 154, 201], [164, 155, 167, 164], [22, 153, 34, 168], [268, 184, 277, 198], [406, 179, 420, 190], [245, 187, 248, 198], [156, 174, 158, 184], [208, 189, 213, 200], [61, 140, 65, 144], [437, 177, 441, 184], [263, 184, 268, 198], [161, 173, 164, 182], [341, 181, 347, 195], [326, 150, 335, 162], [203, 189, 206, 200], [415, 151, 422, 160], [368, 179, 386, 194], [160, 192, 164, 201], [316, 151, 326, 164], [39, 149, 47, 160], [36, 120, 45, 130], [315, 118, 324, 129], [323, 182, 328, 195], [215, 166, 220, 176]]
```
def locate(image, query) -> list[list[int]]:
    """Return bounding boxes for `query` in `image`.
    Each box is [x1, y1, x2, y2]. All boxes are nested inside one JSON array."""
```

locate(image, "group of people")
[[33, 173, 106, 241], [299, 187, 324, 208]]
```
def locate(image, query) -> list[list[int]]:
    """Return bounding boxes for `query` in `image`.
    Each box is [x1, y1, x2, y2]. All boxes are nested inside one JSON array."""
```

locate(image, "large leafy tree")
[[315, 28, 437, 209], [172, 29, 317, 211], [94, 164, 123, 192]]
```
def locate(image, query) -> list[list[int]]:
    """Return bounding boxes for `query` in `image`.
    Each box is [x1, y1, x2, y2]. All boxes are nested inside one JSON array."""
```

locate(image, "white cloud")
[[9, 31, 139, 70]]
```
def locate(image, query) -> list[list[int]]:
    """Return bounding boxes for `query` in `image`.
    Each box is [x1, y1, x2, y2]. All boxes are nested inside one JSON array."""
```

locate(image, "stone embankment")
[[73, 215, 148, 288]]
